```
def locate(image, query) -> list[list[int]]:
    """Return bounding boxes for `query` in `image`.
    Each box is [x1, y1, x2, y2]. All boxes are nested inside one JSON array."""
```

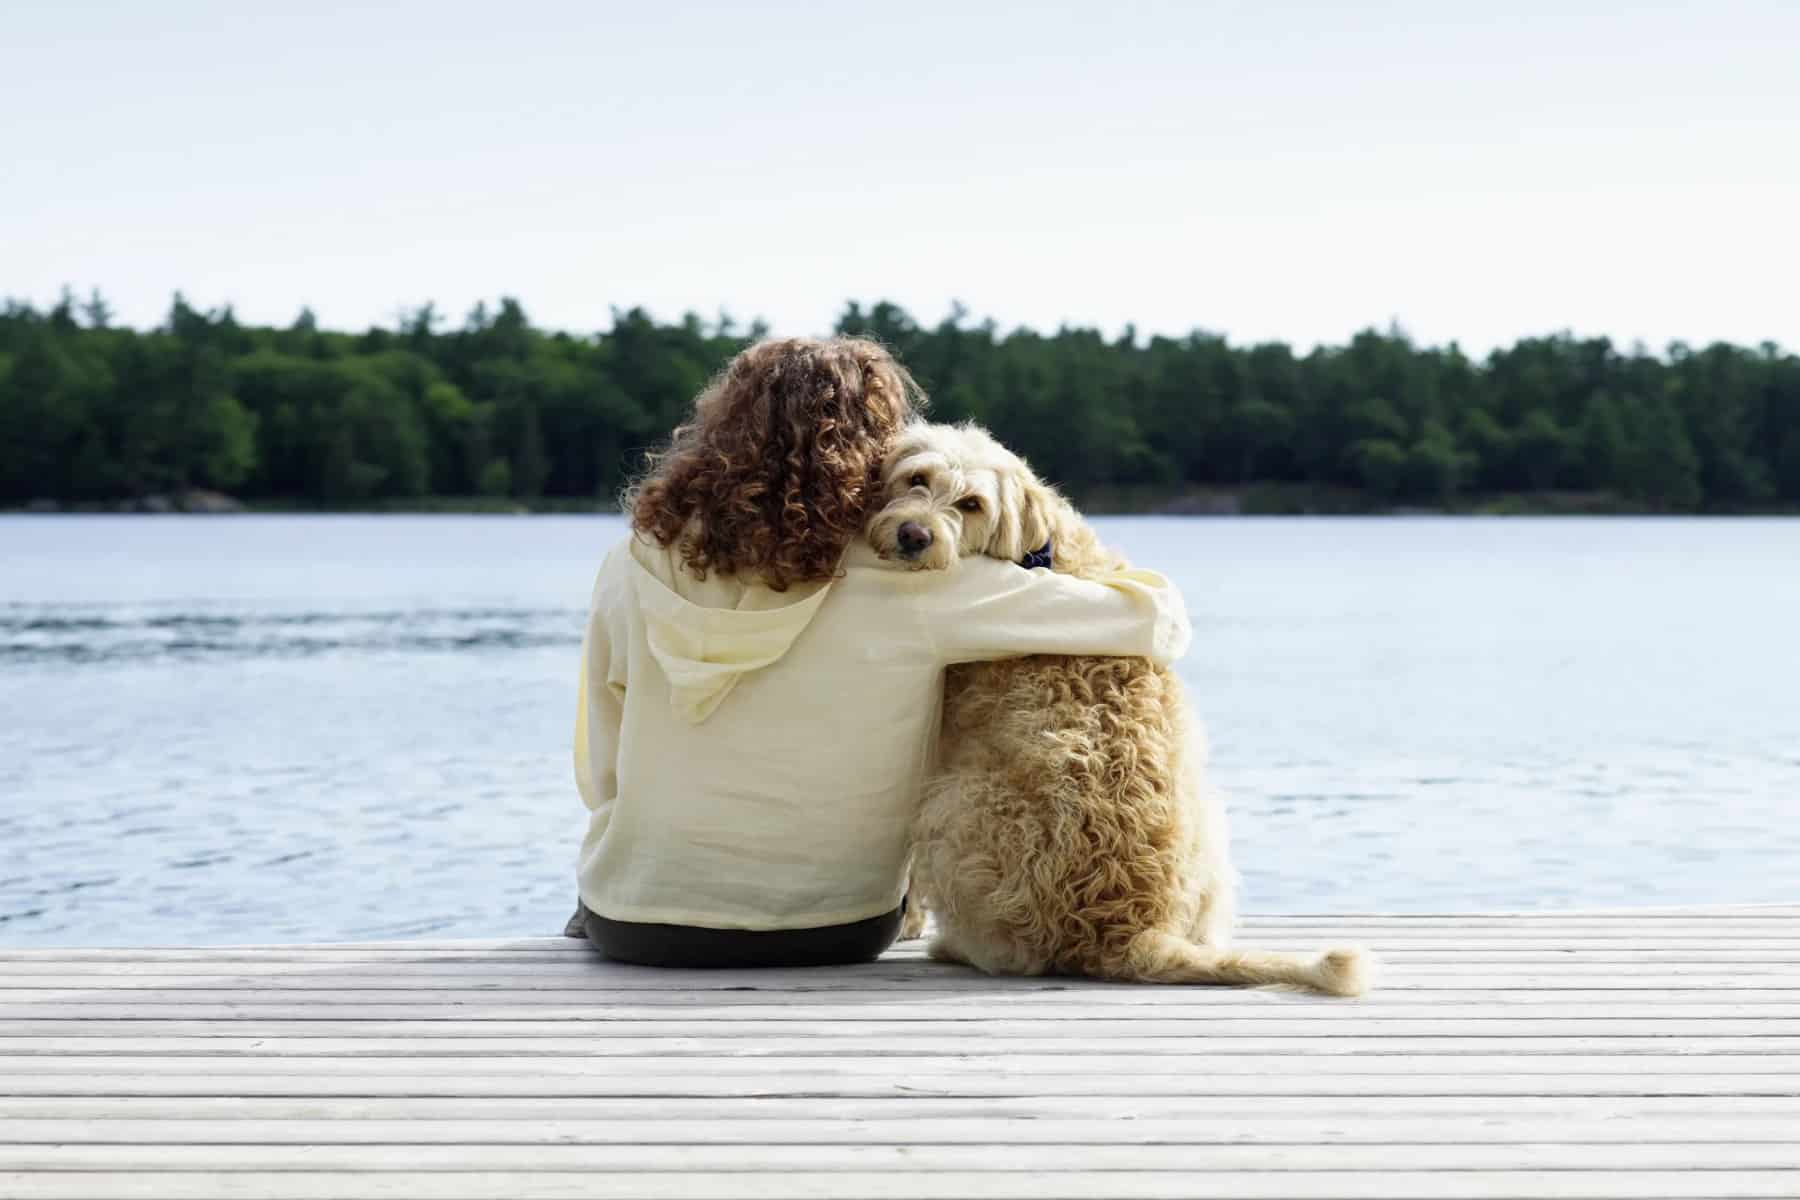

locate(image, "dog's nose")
[[897, 522, 933, 556]]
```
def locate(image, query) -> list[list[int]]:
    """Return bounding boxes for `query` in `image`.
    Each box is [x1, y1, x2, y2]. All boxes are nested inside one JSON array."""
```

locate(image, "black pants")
[[564, 900, 902, 968]]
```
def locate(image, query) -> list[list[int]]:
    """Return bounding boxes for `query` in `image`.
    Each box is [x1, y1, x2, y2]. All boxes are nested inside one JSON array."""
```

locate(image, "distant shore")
[[10, 486, 1799, 517]]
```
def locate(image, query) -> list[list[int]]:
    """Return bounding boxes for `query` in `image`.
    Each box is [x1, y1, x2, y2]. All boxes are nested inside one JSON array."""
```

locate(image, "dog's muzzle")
[[896, 522, 934, 559]]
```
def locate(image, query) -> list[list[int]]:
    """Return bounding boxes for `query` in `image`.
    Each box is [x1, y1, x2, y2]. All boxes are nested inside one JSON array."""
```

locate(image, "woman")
[[569, 336, 1189, 967]]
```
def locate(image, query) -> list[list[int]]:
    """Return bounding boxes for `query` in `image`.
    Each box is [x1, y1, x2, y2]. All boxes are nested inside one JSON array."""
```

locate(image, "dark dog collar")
[[1019, 541, 1053, 570]]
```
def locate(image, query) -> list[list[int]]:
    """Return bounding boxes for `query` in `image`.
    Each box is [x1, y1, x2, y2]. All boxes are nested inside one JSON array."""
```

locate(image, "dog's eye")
[[957, 497, 983, 514], [909, 473, 928, 488]]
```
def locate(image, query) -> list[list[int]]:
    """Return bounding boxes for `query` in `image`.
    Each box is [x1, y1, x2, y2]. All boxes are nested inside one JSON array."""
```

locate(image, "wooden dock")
[[2, 907, 1797, 1198]]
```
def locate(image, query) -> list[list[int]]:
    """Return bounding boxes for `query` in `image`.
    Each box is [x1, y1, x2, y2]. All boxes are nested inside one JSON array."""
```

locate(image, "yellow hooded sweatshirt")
[[573, 533, 1191, 931]]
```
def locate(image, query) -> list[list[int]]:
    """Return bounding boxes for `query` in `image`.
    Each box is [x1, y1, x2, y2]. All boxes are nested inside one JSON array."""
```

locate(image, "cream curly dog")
[[870, 423, 1369, 996]]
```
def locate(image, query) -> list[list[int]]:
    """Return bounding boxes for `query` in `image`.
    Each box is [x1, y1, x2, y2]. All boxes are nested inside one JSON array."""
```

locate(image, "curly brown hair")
[[627, 336, 925, 591]]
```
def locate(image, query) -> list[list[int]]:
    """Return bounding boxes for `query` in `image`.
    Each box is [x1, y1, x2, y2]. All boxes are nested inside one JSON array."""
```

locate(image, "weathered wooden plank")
[[3, 1169, 1798, 1199], [9, 1115, 1800, 1146], [14, 993, 1800, 1007], [5, 937, 1772, 966], [10, 987, 1800, 1010], [8, 930, 1790, 969], [0, 911, 1769, 937], [11, 948, 1800, 965], [1, 915, 1792, 950], [6, 937, 1800, 963], [12, 1094, 1800, 1121], [6, 976, 1800, 1000], [8, 964, 1800, 985], [9, 1053, 1797, 1078], [8, 1072, 1795, 1097], [9, 928, 1800, 957], [2, 1035, 1792, 1057], [7, 1016, 1794, 1037], [9, 1143, 1800, 1171], [5, 999, 1796, 1020]]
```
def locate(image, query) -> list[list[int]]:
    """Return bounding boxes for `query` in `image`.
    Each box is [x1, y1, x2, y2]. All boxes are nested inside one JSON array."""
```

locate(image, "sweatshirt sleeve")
[[924, 557, 1192, 668], [572, 582, 627, 824]]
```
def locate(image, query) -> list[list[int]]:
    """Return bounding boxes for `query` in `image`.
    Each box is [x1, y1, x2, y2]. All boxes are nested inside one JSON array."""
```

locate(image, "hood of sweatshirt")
[[626, 539, 835, 724]]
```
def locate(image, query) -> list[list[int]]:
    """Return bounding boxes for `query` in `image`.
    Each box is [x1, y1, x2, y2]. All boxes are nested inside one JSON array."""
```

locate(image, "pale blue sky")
[[4, 1, 1796, 351]]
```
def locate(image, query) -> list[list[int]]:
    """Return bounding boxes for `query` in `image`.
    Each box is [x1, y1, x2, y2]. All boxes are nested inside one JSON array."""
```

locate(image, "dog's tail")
[[1118, 931, 1371, 996]]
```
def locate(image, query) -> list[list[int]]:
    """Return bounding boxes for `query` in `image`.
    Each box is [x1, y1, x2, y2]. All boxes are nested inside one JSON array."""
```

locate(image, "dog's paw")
[[898, 906, 928, 941]]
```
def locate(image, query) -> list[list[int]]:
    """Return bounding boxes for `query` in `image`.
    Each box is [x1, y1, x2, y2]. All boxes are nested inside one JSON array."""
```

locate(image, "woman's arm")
[[572, 588, 627, 827], [924, 557, 1191, 667]]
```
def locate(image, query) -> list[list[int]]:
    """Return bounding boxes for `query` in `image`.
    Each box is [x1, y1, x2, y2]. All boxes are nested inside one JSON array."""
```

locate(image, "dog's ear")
[[1018, 477, 1057, 559], [992, 469, 1059, 563]]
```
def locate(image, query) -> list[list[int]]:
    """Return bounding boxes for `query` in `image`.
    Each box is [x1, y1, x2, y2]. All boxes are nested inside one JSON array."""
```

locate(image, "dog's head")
[[867, 423, 1063, 571]]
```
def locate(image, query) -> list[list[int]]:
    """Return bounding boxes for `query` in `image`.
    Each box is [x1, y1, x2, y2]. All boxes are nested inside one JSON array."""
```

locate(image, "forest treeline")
[[3, 291, 1799, 512]]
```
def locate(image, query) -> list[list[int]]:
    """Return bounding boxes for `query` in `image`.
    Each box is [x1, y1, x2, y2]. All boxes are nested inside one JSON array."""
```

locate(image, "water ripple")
[[0, 604, 585, 664]]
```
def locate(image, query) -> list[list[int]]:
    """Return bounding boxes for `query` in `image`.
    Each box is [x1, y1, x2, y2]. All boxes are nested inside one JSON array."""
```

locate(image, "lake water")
[[3, 515, 1797, 946]]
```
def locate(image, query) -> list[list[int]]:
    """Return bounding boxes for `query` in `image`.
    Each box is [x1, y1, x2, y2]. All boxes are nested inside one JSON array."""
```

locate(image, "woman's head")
[[628, 336, 925, 590]]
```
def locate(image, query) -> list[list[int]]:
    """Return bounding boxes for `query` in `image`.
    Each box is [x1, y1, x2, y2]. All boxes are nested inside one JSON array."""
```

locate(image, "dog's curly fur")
[[871, 423, 1370, 996]]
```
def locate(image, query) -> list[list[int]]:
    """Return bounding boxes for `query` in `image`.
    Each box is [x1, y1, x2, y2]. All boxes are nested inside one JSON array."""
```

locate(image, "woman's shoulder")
[[587, 530, 658, 605]]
